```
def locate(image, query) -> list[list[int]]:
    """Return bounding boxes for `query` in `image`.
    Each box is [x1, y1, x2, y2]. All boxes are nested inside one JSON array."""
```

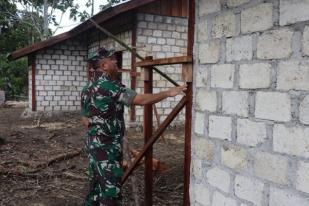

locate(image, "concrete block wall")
[[135, 13, 188, 126], [191, 0, 309, 206], [30, 39, 88, 112]]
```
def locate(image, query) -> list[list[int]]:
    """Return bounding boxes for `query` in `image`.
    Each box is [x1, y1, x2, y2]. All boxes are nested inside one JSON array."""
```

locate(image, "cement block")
[[273, 124, 309, 158], [192, 159, 203, 180], [227, 0, 249, 7], [300, 95, 309, 124], [254, 152, 288, 185], [212, 191, 237, 206], [239, 63, 272, 89], [195, 138, 214, 163], [212, 12, 237, 38], [280, 0, 309, 26], [226, 35, 253, 62], [257, 28, 293, 59], [210, 64, 235, 88], [235, 175, 264, 206], [303, 26, 309, 56], [199, 39, 220, 64], [269, 187, 309, 206], [196, 65, 208, 87], [195, 88, 217, 112], [222, 91, 249, 117], [197, 20, 208, 42], [194, 184, 210, 205], [277, 61, 309, 91], [296, 161, 309, 194], [221, 145, 248, 171], [209, 116, 232, 141], [241, 3, 273, 34], [194, 112, 205, 135], [199, 0, 221, 16], [255, 92, 291, 122], [237, 119, 267, 147], [206, 167, 230, 193]]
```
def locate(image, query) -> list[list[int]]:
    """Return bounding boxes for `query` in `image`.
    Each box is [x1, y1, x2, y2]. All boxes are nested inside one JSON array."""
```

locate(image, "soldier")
[[81, 48, 186, 206]]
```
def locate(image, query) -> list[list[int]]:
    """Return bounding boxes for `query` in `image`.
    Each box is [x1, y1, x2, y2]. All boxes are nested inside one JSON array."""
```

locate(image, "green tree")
[[0, 0, 38, 99]]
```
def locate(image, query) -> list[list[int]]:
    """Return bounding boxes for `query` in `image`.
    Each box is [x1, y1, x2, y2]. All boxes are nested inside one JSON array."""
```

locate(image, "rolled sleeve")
[[117, 87, 137, 106]]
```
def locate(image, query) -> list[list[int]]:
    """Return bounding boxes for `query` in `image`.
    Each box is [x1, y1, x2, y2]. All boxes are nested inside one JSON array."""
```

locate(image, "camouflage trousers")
[[84, 132, 124, 206]]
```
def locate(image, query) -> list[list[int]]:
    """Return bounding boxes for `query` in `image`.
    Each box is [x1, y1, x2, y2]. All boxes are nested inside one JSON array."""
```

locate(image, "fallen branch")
[[34, 149, 82, 170], [0, 149, 82, 176]]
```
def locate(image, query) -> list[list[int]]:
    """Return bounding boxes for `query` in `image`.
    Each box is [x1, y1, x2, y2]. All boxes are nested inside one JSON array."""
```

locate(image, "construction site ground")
[[0, 103, 185, 206]]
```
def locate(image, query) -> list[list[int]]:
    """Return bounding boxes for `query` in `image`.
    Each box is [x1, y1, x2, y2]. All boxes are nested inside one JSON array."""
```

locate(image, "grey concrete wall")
[[29, 39, 88, 112], [191, 0, 309, 205]]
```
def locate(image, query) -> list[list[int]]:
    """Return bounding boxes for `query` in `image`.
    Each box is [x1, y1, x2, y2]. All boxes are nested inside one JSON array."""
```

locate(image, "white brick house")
[[9, 0, 188, 126], [191, 0, 309, 205]]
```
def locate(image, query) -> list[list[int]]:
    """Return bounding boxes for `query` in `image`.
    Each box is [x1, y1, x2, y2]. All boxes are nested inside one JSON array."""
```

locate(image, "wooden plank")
[[136, 56, 192, 67], [182, 63, 193, 82], [182, 0, 189, 17], [130, 13, 137, 122], [144, 56, 153, 206]]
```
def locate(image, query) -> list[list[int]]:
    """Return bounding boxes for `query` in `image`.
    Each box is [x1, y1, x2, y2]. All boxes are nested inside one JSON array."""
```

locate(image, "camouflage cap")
[[87, 47, 115, 61]]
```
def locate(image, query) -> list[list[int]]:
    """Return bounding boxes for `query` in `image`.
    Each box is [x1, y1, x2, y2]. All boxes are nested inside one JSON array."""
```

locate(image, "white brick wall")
[[209, 115, 232, 140], [255, 92, 291, 122], [32, 38, 88, 112], [303, 26, 309, 56], [226, 35, 253, 62], [239, 63, 271, 89], [300, 95, 309, 124], [277, 61, 309, 90], [269, 187, 309, 206], [241, 3, 273, 34], [212, 192, 237, 206], [257, 28, 293, 59], [212, 11, 237, 38], [206, 167, 230, 193], [199, 39, 220, 64], [210, 64, 235, 88], [254, 151, 289, 185], [227, 0, 249, 7], [222, 91, 249, 117], [235, 175, 264, 206], [195, 88, 217, 112], [280, 0, 309, 26], [134, 13, 188, 126], [192, 0, 309, 205], [237, 118, 267, 146], [221, 145, 248, 171], [273, 124, 309, 158]]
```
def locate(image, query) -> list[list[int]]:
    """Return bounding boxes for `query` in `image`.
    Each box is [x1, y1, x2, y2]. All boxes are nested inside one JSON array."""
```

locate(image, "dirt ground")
[[0, 104, 185, 206]]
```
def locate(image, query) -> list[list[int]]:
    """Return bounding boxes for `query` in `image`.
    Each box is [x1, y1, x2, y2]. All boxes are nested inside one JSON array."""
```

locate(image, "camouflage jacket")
[[81, 73, 137, 137]]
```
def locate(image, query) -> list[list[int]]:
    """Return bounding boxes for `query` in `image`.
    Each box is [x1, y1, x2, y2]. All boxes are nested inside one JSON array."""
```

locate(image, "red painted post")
[[144, 56, 153, 205], [31, 55, 36, 111], [183, 0, 195, 205]]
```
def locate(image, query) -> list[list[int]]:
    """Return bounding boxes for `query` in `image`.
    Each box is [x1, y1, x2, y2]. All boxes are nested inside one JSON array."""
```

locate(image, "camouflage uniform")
[[81, 73, 137, 206]]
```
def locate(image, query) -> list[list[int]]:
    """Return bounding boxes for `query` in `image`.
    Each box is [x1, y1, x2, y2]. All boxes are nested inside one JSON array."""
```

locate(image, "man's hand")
[[167, 85, 187, 97]]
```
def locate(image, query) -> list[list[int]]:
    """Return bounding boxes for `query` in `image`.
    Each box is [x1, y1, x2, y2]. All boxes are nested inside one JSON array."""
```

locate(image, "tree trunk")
[[43, 0, 49, 39]]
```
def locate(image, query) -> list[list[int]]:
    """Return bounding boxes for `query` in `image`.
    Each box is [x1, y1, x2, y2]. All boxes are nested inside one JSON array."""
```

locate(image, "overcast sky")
[[51, 0, 109, 35], [16, 0, 109, 35]]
